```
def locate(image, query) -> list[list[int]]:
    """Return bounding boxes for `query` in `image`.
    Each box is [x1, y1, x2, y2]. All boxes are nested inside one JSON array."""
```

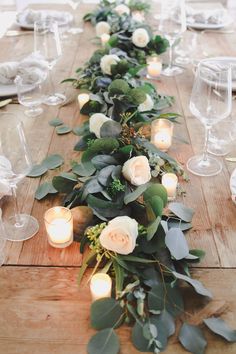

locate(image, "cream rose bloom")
[[100, 54, 120, 75], [95, 21, 111, 37], [122, 156, 151, 186], [138, 94, 154, 112], [114, 4, 130, 16], [99, 216, 138, 255], [132, 28, 150, 48], [89, 113, 111, 138]]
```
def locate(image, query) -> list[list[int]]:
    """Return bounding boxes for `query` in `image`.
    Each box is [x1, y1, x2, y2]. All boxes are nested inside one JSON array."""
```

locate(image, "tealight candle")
[[151, 119, 174, 152], [162, 173, 178, 200], [146, 56, 162, 79], [100, 33, 110, 46], [90, 273, 112, 301], [78, 93, 90, 110], [44, 207, 73, 248]]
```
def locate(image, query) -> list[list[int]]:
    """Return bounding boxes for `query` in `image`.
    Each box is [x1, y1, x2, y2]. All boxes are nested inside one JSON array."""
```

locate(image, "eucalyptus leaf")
[[204, 317, 236, 342], [165, 228, 189, 260], [49, 118, 63, 127], [113, 260, 124, 295], [148, 284, 184, 317], [147, 216, 161, 241], [124, 183, 150, 205], [81, 178, 104, 200], [91, 298, 124, 330], [97, 165, 114, 186], [91, 155, 118, 170], [56, 125, 72, 135], [100, 120, 122, 138], [87, 328, 120, 354], [143, 184, 168, 207], [42, 154, 64, 170], [60, 172, 78, 181], [35, 182, 58, 200], [172, 271, 212, 298], [179, 323, 207, 354], [27, 164, 48, 178], [159, 310, 175, 337], [52, 175, 77, 194], [168, 202, 194, 223]]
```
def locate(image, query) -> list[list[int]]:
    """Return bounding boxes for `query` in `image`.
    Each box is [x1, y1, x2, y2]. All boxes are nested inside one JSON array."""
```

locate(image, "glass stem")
[[203, 125, 211, 161], [48, 67, 55, 96], [11, 186, 22, 227], [168, 44, 173, 70]]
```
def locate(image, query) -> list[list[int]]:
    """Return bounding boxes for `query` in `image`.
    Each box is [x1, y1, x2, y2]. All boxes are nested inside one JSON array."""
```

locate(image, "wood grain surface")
[[0, 2, 236, 353]]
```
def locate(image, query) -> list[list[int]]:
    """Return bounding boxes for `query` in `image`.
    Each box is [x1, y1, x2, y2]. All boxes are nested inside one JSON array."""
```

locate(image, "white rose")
[[132, 28, 150, 48], [100, 54, 120, 75], [138, 94, 154, 112], [114, 4, 130, 16], [122, 156, 151, 186], [99, 216, 138, 255], [95, 21, 111, 37], [89, 113, 111, 138]]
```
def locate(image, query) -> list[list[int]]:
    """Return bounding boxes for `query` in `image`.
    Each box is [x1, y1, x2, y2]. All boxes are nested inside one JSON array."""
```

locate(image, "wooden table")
[[1, 3, 236, 353]]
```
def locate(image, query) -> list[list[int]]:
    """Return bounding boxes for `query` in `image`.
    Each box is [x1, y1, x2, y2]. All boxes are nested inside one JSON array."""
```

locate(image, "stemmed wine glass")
[[158, 0, 186, 76], [187, 61, 232, 176], [34, 19, 66, 106], [67, 0, 84, 34], [0, 113, 39, 241]]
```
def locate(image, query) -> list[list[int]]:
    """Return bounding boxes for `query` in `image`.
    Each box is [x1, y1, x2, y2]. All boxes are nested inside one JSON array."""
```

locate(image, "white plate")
[[0, 83, 17, 97], [187, 16, 232, 30], [201, 57, 236, 91], [16, 10, 73, 30], [230, 168, 236, 204]]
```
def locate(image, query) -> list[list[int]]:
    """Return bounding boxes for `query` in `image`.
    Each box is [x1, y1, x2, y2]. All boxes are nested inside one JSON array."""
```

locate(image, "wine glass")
[[158, 0, 186, 76], [67, 0, 84, 35], [187, 61, 232, 177], [34, 19, 66, 106], [15, 73, 46, 118], [0, 113, 39, 241]]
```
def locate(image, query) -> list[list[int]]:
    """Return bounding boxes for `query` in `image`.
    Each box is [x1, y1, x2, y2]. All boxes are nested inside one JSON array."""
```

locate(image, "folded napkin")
[[0, 156, 12, 200], [0, 62, 18, 85], [17, 9, 71, 26], [0, 54, 48, 85], [186, 5, 227, 25]]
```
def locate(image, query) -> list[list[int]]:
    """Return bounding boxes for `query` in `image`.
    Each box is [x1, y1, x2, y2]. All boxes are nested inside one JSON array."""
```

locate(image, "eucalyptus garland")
[[29, 1, 236, 353]]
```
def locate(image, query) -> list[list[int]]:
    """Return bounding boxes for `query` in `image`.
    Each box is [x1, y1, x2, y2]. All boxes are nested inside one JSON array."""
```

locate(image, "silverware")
[[225, 157, 236, 162], [5, 30, 33, 37], [0, 99, 12, 108], [189, 27, 235, 35]]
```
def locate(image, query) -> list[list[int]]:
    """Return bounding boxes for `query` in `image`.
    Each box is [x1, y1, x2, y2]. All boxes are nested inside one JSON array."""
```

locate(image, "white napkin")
[[18, 54, 48, 84], [0, 54, 48, 85], [17, 9, 70, 26], [0, 62, 18, 85], [0, 156, 12, 200]]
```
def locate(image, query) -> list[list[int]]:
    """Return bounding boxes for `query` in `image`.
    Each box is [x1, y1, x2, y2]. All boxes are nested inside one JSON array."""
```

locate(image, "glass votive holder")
[[90, 273, 112, 302], [78, 93, 90, 110], [44, 206, 73, 248], [146, 55, 162, 80], [162, 173, 178, 201], [151, 119, 174, 152]]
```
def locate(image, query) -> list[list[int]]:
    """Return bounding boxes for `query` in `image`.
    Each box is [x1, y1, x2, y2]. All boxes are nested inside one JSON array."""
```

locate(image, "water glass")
[[15, 74, 45, 118]]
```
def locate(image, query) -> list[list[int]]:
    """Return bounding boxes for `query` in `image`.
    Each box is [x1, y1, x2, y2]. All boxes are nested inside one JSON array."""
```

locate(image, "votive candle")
[[78, 93, 90, 110], [162, 173, 178, 200], [151, 119, 174, 152], [44, 207, 73, 248], [147, 56, 162, 79], [90, 273, 112, 301]]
